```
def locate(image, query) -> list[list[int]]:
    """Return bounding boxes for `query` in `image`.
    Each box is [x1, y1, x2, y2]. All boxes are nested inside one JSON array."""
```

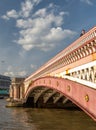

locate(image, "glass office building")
[[0, 75, 11, 95]]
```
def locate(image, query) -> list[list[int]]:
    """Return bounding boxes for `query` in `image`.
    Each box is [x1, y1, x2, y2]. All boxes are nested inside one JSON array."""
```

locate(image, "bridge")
[[8, 26, 96, 121]]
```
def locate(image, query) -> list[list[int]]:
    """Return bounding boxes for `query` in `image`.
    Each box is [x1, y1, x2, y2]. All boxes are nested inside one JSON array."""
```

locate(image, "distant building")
[[0, 75, 11, 95]]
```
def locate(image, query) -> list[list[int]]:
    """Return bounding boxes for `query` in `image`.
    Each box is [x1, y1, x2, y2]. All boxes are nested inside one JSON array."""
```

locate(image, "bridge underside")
[[24, 86, 77, 108], [22, 77, 96, 121]]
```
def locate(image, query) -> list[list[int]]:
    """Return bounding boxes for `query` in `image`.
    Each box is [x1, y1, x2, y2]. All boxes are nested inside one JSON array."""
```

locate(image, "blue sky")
[[0, 0, 96, 77]]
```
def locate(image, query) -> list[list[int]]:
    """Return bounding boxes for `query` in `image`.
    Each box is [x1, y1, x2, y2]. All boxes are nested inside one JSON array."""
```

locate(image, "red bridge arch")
[[23, 76, 96, 121]]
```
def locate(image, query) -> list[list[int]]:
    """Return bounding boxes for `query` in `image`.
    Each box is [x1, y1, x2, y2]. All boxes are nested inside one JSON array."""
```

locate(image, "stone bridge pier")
[[7, 77, 25, 106]]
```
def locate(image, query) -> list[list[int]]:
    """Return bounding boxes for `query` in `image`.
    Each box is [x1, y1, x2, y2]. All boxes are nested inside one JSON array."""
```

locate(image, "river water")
[[0, 99, 96, 130]]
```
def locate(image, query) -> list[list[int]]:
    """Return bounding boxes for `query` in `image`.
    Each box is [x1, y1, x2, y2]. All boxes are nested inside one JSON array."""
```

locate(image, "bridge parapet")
[[25, 26, 96, 87]]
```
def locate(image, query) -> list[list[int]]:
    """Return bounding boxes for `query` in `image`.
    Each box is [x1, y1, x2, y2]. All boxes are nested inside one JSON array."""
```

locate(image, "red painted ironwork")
[[24, 76, 96, 121]]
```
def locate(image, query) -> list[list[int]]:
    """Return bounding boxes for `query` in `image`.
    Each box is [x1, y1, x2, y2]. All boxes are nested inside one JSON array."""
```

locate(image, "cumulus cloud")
[[2, 0, 41, 20], [17, 71, 27, 77], [80, 0, 93, 5], [2, 9, 18, 20], [4, 71, 27, 77], [20, 0, 33, 18], [2, 0, 76, 52], [4, 65, 27, 77], [43, 27, 75, 42], [4, 65, 16, 77], [4, 71, 15, 77]]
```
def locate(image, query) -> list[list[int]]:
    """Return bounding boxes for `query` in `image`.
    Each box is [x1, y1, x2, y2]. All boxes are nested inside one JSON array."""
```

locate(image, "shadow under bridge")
[[23, 77, 77, 108], [23, 76, 96, 121]]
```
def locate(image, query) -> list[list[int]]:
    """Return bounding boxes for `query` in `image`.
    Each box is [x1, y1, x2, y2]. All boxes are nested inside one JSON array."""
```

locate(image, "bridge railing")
[[24, 26, 96, 89], [63, 75, 96, 89]]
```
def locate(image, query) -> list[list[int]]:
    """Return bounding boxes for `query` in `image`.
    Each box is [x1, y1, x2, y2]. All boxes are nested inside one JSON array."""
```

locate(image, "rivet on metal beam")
[[56, 81, 59, 87], [44, 80, 45, 84], [85, 94, 89, 102], [49, 80, 51, 84], [67, 85, 70, 92]]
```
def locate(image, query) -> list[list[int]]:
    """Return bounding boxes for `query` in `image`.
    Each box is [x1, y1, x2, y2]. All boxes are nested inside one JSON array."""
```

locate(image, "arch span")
[[23, 76, 96, 121]]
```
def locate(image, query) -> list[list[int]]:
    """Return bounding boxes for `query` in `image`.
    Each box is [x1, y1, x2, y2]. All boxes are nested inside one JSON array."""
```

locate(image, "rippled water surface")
[[0, 99, 96, 130]]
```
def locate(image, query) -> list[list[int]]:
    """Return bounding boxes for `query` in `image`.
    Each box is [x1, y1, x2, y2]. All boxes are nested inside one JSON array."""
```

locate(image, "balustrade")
[[25, 27, 96, 85], [66, 66, 96, 84]]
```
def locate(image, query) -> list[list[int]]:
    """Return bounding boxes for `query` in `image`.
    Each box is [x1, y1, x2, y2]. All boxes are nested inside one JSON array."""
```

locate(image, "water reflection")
[[23, 108, 96, 130], [0, 100, 96, 130]]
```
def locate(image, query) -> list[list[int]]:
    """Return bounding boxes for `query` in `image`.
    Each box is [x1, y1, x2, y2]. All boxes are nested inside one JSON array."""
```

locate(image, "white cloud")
[[2, 0, 42, 20], [34, 8, 47, 17], [15, 4, 75, 51], [4, 71, 27, 77], [43, 27, 75, 42], [16, 18, 33, 28], [4, 71, 15, 77], [17, 71, 27, 77], [7, 9, 18, 18], [80, 0, 93, 5], [2, 9, 18, 20], [20, 0, 33, 18], [2, 0, 77, 52], [1, 15, 9, 20], [4, 65, 15, 77], [4, 65, 27, 77]]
